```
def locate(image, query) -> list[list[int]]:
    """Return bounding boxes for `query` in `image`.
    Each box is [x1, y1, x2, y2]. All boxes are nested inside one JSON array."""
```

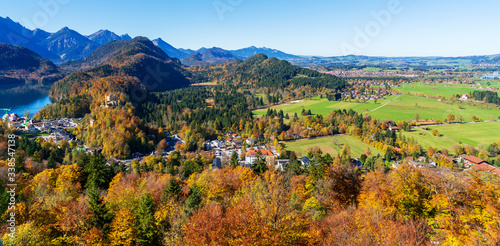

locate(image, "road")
[[366, 85, 405, 113]]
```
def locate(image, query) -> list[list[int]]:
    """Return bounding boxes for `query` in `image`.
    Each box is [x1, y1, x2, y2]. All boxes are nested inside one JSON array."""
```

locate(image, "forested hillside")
[[0, 43, 64, 85], [60, 37, 190, 92], [190, 54, 348, 90]]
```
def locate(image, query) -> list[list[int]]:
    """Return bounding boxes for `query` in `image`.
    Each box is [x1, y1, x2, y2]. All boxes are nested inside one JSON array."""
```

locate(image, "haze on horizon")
[[1, 0, 499, 57]]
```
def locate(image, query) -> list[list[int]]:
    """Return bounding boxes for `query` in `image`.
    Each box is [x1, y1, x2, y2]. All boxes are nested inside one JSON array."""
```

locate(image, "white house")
[[300, 156, 311, 167], [245, 149, 273, 165], [246, 138, 255, 146], [25, 124, 37, 133], [211, 140, 225, 149], [275, 160, 290, 171], [2, 113, 19, 122], [459, 94, 469, 101]]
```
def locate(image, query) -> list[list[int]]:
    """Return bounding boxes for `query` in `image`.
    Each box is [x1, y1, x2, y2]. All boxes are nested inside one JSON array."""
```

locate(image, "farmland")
[[401, 128, 458, 150], [431, 121, 500, 146], [393, 82, 479, 97], [254, 95, 500, 122], [253, 96, 398, 117], [282, 135, 383, 158]]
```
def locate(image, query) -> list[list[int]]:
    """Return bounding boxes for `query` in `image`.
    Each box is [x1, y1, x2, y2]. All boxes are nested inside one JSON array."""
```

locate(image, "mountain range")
[[181, 47, 239, 66], [87, 29, 131, 46], [2, 15, 500, 70], [230, 46, 300, 60], [0, 16, 300, 66], [0, 16, 131, 63], [152, 38, 191, 60]]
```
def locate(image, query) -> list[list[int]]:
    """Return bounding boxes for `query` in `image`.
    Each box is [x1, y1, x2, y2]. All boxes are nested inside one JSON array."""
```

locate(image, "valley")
[[0, 8, 500, 245]]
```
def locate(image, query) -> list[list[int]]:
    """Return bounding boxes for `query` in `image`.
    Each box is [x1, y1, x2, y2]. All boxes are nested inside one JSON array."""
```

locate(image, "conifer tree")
[[87, 185, 109, 230], [251, 150, 268, 175], [135, 193, 158, 245], [47, 152, 57, 169], [163, 178, 181, 201], [230, 151, 239, 167]]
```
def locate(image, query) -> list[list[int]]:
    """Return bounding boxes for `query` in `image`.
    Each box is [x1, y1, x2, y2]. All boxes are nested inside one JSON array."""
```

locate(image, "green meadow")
[[431, 121, 500, 146], [475, 80, 500, 89], [393, 82, 477, 98], [254, 95, 500, 122], [254, 95, 398, 117], [401, 128, 458, 150], [366, 95, 499, 122], [282, 135, 383, 158]]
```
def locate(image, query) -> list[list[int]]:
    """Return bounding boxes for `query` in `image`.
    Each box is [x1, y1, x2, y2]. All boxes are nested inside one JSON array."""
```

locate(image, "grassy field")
[[431, 121, 500, 146], [282, 135, 383, 158], [254, 95, 500, 122], [393, 82, 477, 98], [367, 95, 499, 122], [401, 128, 458, 150], [475, 80, 500, 89], [254, 95, 398, 117], [362, 67, 382, 72]]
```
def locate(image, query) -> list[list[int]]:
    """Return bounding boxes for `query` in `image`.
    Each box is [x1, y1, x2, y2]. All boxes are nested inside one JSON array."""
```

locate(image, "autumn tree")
[[450, 144, 464, 157], [110, 208, 137, 245], [427, 147, 436, 158], [340, 144, 351, 162], [365, 146, 372, 156], [478, 150, 490, 162], [155, 139, 168, 156], [446, 114, 455, 122]]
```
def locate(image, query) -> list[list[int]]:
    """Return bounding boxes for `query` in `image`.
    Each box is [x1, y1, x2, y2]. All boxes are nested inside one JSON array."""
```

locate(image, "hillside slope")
[[190, 53, 347, 90], [0, 43, 63, 85], [52, 37, 191, 102]]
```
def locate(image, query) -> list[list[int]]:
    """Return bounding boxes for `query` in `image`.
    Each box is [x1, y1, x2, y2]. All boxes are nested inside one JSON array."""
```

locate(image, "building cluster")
[[2, 113, 80, 142], [481, 72, 500, 80], [343, 80, 397, 101], [320, 70, 419, 78], [471, 84, 499, 91], [393, 154, 499, 176], [206, 132, 285, 169]]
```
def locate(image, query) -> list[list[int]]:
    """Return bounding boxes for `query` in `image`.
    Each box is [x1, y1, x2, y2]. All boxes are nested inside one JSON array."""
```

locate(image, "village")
[[3, 110, 497, 177], [202, 130, 500, 178], [2, 112, 78, 142]]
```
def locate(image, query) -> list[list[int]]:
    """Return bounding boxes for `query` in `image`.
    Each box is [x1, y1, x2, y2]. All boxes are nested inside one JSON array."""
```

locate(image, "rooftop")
[[246, 149, 273, 157], [465, 155, 487, 164]]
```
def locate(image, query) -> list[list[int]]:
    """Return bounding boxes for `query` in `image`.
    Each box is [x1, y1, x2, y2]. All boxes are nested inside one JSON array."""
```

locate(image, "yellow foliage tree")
[[109, 208, 137, 246]]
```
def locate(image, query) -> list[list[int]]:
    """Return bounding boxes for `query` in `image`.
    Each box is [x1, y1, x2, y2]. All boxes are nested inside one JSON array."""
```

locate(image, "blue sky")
[[1, 0, 499, 57]]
